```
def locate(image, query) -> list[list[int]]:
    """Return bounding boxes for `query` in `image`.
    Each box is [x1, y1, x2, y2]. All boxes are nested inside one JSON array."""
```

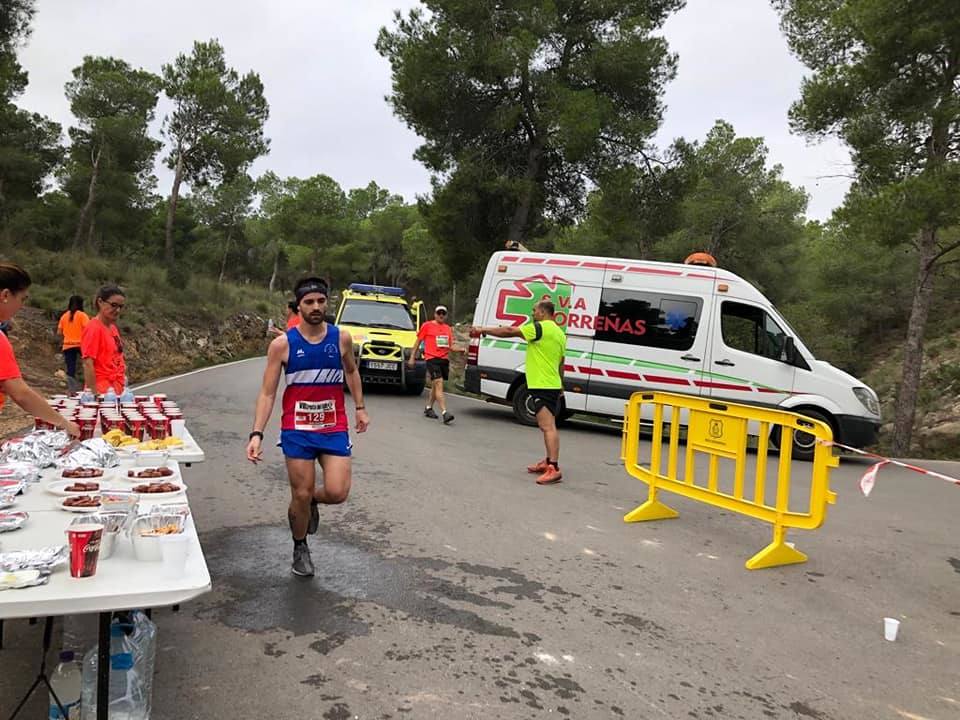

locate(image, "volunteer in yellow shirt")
[[57, 295, 89, 394]]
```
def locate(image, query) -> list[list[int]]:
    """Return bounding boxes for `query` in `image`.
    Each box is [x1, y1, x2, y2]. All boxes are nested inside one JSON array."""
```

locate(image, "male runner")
[[408, 304, 456, 424], [473, 299, 566, 484], [246, 277, 369, 576]]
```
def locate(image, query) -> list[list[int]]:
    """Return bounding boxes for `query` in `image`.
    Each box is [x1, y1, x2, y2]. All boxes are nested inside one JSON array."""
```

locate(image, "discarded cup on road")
[[883, 617, 900, 641], [66, 523, 103, 578]]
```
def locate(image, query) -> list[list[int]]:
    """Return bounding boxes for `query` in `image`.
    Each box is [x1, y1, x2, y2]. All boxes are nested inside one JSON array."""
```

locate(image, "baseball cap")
[[435, 305, 448, 313]]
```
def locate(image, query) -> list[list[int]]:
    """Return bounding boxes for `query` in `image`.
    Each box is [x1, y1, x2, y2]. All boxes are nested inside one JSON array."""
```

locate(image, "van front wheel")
[[770, 408, 832, 462], [511, 385, 539, 426]]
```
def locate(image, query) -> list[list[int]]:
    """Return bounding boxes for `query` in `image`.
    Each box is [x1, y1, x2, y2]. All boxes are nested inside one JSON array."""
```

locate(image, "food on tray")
[[131, 482, 180, 494], [140, 523, 180, 536], [136, 438, 183, 450], [103, 429, 139, 447], [63, 495, 100, 508], [127, 467, 174, 479], [62, 467, 104, 479], [64, 482, 100, 492]]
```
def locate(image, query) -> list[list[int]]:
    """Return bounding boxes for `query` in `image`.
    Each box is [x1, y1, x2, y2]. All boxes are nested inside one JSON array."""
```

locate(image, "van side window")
[[595, 289, 701, 350], [721, 302, 788, 361]]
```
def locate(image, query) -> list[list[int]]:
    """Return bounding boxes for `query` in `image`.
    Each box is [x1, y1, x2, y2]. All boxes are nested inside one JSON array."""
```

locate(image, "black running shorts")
[[426, 358, 450, 381]]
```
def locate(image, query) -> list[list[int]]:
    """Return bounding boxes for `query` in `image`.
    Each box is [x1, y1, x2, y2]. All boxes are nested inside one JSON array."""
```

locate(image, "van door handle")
[[715, 359, 735, 367], [680, 354, 700, 362]]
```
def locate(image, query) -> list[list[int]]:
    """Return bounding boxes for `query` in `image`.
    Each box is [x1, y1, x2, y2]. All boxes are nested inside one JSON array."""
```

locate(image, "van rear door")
[[585, 265, 713, 417], [477, 256, 601, 412]]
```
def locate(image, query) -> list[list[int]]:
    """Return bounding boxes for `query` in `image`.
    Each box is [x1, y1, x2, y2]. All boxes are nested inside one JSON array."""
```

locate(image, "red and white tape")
[[817, 439, 960, 497]]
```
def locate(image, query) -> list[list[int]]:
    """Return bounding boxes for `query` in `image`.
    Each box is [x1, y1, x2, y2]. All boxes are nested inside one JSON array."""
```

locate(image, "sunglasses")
[[436, 310, 447, 316], [108, 301, 125, 311]]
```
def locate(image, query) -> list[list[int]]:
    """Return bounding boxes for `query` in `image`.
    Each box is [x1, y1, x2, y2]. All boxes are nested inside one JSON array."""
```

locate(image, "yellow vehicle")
[[335, 283, 427, 394]]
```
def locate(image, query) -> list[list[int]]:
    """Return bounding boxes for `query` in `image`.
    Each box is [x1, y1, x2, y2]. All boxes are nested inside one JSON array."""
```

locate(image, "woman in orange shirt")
[[57, 294, 89, 393], [0, 264, 80, 436], [81, 285, 127, 395]]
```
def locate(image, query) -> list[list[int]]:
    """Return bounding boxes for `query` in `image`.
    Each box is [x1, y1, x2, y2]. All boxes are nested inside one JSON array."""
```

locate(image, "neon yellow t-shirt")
[[520, 319, 566, 390]]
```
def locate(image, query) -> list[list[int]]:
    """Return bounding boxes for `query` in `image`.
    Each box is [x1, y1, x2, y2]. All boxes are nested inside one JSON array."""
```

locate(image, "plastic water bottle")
[[103, 387, 117, 409], [80, 617, 154, 720], [119, 381, 134, 404], [80, 387, 95, 404], [266, 318, 275, 336], [49, 650, 81, 719]]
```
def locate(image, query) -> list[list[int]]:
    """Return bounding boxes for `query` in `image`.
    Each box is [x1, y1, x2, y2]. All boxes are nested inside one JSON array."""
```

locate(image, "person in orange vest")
[[57, 295, 89, 394], [684, 251, 718, 267]]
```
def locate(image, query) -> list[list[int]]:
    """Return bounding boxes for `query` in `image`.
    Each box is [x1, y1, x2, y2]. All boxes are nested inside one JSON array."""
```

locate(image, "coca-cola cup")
[[77, 417, 97, 440], [66, 523, 104, 578], [150, 393, 167, 409], [126, 416, 146, 440]]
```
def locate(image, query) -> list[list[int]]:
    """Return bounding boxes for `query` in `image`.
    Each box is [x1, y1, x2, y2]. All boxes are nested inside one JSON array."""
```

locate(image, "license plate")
[[366, 361, 398, 371]]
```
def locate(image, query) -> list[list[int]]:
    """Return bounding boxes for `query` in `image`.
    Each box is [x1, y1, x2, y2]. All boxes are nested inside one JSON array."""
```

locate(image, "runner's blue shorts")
[[280, 430, 352, 459]]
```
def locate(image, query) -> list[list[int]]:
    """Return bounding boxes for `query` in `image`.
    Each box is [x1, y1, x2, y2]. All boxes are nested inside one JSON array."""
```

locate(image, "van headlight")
[[853, 387, 880, 416]]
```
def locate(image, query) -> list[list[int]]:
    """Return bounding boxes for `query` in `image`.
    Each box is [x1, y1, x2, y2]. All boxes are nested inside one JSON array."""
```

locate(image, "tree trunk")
[[74, 147, 102, 249], [505, 135, 545, 245], [268, 250, 279, 292], [218, 228, 233, 285], [164, 151, 185, 265], [891, 228, 939, 456], [87, 214, 98, 253]]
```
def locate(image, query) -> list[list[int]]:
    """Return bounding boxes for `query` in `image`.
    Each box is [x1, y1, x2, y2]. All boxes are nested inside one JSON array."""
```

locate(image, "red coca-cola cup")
[[66, 523, 103, 578], [150, 394, 167, 409], [126, 416, 146, 440], [146, 416, 168, 440], [77, 417, 97, 440]]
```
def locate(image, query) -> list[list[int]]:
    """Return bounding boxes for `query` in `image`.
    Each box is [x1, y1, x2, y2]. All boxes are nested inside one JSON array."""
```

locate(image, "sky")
[[16, 0, 853, 221]]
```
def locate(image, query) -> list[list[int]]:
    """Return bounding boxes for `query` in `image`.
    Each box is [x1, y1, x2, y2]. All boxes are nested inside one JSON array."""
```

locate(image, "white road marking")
[[131, 356, 261, 391]]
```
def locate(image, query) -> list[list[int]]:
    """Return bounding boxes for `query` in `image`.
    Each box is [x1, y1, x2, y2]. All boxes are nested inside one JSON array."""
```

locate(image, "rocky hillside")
[[865, 331, 960, 458], [0, 307, 272, 437]]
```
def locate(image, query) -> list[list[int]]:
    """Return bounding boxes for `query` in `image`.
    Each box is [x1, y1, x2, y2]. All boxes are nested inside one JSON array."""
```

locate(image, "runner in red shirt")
[[81, 285, 127, 395], [0, 263, 79, 436], [408, 305, 457, 424]]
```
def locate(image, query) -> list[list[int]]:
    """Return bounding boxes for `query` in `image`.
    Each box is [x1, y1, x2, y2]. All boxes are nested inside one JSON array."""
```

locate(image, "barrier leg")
[[745, 523, 807, 570], [624, 487, 678, 523]]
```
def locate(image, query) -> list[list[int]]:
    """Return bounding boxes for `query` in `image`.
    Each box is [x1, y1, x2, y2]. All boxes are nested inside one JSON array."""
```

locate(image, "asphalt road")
[[2, 357, 958, 720]]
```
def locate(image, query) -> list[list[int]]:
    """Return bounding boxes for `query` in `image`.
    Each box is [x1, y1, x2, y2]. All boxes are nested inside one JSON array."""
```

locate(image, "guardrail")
[[621, 392, 838, 569]]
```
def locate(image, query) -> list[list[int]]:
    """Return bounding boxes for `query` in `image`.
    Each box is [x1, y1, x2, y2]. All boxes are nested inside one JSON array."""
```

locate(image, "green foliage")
[[378, 0, 684, 272]]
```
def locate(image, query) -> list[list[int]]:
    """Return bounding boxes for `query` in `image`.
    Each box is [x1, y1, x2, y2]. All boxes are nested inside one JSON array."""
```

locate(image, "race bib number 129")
[[294, 400, 336, 431]]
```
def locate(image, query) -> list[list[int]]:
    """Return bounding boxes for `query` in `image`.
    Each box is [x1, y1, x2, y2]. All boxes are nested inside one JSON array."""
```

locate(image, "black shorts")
[[426, 358, 449, 381], [530, 389, 562, 416]]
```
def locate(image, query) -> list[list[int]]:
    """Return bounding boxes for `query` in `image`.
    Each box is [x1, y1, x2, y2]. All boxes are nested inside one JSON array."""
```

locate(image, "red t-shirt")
[[0, 332, 22, 411], [81, 318, 126, 394], [417, 320, 454, 360], [286, 315, 301, 330]]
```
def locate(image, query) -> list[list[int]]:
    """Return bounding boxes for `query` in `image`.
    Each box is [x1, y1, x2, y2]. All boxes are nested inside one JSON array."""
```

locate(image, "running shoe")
[[442, 412, 455, 425], [535, 466, 562, 485], [424, 408, 439, 419], [527, 458, 550, 474], [292, 543, 315, 577], [308, 499, 319, 535]]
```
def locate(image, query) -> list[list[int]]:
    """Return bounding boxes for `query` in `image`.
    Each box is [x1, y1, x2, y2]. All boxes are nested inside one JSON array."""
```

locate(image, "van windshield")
[[339, 300, 415, 330]]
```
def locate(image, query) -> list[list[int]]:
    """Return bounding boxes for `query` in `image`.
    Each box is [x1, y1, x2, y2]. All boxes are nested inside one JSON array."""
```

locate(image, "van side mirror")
[[783, 336, 798, 366]]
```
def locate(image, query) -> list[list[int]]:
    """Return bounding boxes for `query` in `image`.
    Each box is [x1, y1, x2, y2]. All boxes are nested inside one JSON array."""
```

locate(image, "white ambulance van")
[[463, 251, 881, 459]]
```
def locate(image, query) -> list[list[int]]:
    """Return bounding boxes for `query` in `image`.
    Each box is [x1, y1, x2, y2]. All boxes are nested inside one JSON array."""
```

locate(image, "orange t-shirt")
[[286, 315, 301, 330], [416, 320, 454, 360], [57, 310, 90, 350], [0, 331, 22, 411], [81, 318, 126, 394]]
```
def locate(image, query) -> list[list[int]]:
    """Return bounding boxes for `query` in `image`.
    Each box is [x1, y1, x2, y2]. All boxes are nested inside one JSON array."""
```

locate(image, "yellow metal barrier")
[[621, 392, 838, 570]]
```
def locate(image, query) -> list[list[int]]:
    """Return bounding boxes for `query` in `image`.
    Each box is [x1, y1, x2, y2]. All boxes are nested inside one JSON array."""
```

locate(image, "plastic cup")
[[171, 419, 186, 439], [884, 617, 900, 641], [66, 523, 104, 578], [159, 533, 190, 577]]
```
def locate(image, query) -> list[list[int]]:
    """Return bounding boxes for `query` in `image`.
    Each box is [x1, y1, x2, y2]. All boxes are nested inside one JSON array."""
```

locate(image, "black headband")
[[295, 282, 328, 302]]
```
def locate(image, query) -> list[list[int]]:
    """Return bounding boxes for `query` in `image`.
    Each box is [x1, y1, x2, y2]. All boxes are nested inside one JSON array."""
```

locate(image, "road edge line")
[[131, 356, 262, 391]]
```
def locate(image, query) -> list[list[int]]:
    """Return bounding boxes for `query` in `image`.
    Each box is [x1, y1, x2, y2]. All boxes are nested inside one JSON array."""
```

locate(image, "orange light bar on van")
[[718, 283, 729, 292]]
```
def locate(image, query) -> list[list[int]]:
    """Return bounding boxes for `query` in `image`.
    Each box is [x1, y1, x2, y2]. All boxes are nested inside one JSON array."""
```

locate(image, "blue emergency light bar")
[[348, 283, 405, 297]]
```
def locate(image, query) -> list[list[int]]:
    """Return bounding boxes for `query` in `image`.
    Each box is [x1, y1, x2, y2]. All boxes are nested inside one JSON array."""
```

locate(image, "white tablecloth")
[[0, 456, 210, 620]]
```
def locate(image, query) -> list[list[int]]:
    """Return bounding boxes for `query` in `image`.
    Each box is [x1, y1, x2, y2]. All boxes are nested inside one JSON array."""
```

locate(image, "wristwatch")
[[249, 431, 264, 441]]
